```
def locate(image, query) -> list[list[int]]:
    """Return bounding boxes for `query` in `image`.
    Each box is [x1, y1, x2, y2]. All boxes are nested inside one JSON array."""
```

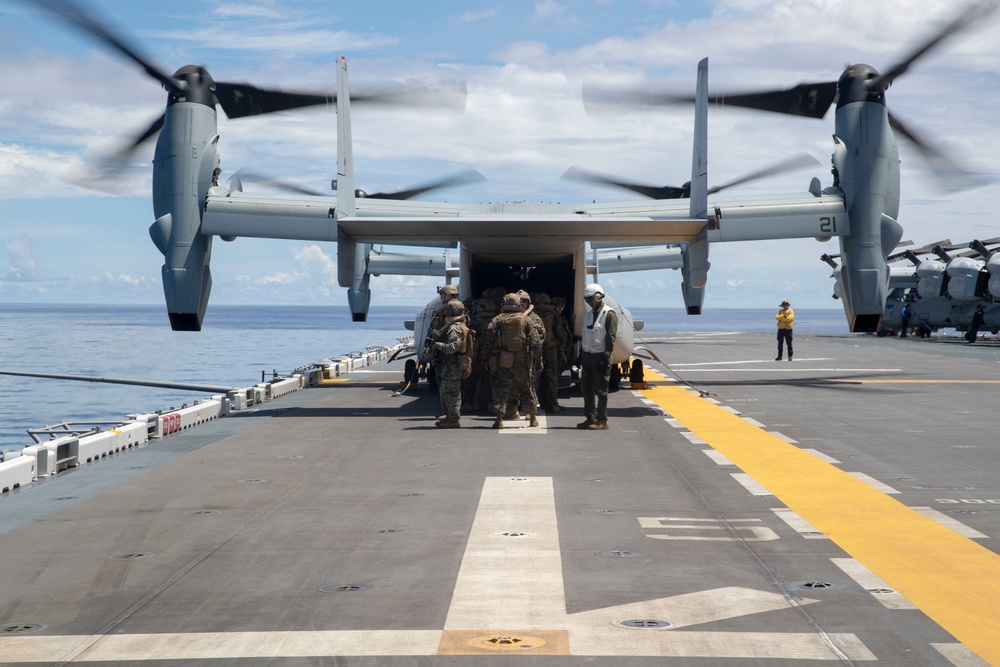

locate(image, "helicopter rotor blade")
[[214, 80, 467, 120], [888, 111, 994, 193], [69, 112, 166, 191], [563, 153, 818, 200], [584, 80, 837, 119], [214, 83, 334, 120], [365, 168, 485, 200], [707, 153, 820, 194], [24, 0, 181, 93], [230, 170, 327, 196], [561, 167, 687, 199], [234, 168, 485, 200], [868, 0, 999, 92]]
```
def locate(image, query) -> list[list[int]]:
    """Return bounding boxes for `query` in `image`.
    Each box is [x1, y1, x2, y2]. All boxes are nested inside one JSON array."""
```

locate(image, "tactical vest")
[[536, 304, 557, 348], [582, 306, 614, 353], [496, 312, 528, 352]]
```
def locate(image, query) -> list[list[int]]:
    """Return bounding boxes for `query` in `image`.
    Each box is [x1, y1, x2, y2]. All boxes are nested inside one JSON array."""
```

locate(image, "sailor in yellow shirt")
[[776, 299, 794, 361]]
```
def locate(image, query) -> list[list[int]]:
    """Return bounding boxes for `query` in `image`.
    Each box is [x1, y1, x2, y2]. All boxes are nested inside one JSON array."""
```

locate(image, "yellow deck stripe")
[[641, 371, 1000, 665]]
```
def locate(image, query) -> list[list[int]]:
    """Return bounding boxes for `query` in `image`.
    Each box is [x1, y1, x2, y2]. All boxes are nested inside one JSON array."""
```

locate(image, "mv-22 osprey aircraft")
[[824, 237, 1000, 337], [27, 0, 996, 377]]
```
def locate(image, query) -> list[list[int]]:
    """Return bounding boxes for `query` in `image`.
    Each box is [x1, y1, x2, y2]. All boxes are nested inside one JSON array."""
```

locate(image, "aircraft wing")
[[201, 188, 845, 246], [201, 191, 707, 244]]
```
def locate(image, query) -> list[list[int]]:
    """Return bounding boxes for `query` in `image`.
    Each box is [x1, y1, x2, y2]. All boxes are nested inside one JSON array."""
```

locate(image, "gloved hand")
[[433, 342, 446, 352]]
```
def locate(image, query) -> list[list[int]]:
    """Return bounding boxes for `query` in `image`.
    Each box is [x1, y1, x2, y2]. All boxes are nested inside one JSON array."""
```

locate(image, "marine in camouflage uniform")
[[466, 299, 496, 412], [533, 293, 569, 413], [551, 296, 575, 368], [483, 293, 544, 429], [427, 284, 460, 346], [502, 290, 546, 419], [431, 300, 469, 429]]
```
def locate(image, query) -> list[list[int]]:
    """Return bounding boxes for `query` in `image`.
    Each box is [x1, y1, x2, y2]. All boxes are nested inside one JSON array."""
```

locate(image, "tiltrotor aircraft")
[[826, 238, 1000, 337], [24, 0, 997, 376]]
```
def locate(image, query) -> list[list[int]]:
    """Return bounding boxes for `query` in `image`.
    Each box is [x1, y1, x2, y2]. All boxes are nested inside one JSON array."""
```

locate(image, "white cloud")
[[6, 237, 38, 281]]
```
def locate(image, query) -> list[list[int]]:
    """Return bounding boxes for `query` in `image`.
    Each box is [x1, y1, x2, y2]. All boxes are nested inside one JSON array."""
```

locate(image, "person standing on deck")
[[776, 299, 794, 361], [431, 300, 469, 429], [578, 283, 618, 431], [483, 293, 543, 430]]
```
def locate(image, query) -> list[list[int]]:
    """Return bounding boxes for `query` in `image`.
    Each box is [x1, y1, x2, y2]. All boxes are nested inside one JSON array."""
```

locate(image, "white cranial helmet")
[[583, 283, 604, 298]]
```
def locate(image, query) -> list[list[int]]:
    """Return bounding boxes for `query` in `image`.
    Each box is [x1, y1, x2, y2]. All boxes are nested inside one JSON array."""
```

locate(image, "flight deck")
[[1, 331, 999, 665]]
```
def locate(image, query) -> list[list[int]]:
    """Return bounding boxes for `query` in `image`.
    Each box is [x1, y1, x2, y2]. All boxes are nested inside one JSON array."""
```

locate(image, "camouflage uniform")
[[502, 290, 545, 419], [533, 293, 569, 412], [432, 300, 469, 428], [467, 299, 496, 412], [551, 296, 575, 368], [483, 294, 544, 429], [428, 284, 460, 347]]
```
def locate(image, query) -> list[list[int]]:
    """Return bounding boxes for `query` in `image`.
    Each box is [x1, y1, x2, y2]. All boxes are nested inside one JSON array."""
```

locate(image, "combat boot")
[[577, 419, 597, 430], [492, 410, 504, 429], [436, 419, 461, 429], [587, 419, 609, 430], [528, 411, 539, 428]]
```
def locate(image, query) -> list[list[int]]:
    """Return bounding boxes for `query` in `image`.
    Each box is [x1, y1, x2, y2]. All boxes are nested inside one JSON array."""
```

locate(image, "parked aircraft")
[[24, 0, 997, 381], [827, 238, 1000, 337]]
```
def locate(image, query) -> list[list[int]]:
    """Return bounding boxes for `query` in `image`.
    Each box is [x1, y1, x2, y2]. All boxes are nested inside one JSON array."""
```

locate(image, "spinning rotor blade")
[[584, 80, 837, 119], [364, 168, 485, 200], [214, 82, 468, 120], [71, 112, 166, 191], [888, 112, 993, 192], [25, 0, 180, 93], [562, 167, 687, 199], [235, 168, 485, 200], [215, 83, 334, 120], [707, 154, 820, 194], [231, 171, 326, 196], [562, 153, 818, 200], [868, 0, 999, 92]]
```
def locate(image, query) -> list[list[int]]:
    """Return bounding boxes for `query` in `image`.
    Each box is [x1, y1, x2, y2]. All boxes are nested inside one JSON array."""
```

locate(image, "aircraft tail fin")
[[334, 57, 370, 321], [682, 58, 710, 315], [335, 56, 356, 218]]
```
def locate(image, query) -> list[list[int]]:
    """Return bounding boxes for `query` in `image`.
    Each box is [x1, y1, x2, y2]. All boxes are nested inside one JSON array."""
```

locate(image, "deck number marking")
[[638, 516, 779, 542]]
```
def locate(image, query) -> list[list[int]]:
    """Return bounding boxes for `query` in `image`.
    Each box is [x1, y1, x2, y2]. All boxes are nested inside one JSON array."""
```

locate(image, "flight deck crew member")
[[431, 300, 469, 429], [967, 304, 986, 343], [578, 283, 618, 431], [776, 299, 794, 361]]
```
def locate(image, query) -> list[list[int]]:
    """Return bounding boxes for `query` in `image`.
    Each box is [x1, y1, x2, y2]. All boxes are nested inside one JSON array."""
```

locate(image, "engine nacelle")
[[986, 254, 1000, 300], [946, 256, 987, 301], [915, 260, 948, 300], [830, 96, 902, 333], [151, 102, 219, 331]]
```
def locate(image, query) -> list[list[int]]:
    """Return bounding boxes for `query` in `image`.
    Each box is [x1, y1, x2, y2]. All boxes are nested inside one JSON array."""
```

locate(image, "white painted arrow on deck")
[[444, 477, 876, 659], [447, 477, 798, 629]]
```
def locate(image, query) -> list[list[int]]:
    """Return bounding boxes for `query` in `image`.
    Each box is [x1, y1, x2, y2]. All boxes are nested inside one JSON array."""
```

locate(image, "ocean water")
[[0, 303, 849, 453]]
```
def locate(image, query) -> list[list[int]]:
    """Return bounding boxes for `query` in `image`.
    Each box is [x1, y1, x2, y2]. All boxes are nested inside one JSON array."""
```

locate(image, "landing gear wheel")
[[404, 359, 418, 385]]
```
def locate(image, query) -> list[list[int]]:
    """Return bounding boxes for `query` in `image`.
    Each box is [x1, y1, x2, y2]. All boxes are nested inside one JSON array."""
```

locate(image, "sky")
[[0, 0, 998, 316]]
